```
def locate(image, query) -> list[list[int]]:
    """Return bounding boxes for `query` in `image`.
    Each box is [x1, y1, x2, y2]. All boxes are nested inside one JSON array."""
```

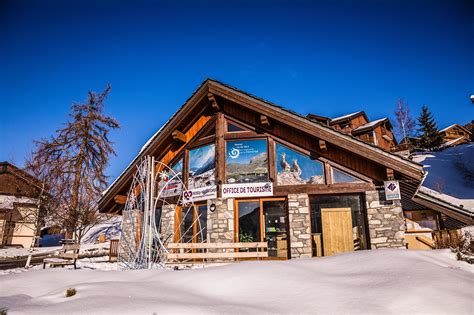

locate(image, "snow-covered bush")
[[452, 229, 473, 264]]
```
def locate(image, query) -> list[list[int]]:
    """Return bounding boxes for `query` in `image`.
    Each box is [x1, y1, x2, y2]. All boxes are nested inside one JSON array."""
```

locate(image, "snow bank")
[[0, 250, 472, 314], [413, 144, 474, 211]]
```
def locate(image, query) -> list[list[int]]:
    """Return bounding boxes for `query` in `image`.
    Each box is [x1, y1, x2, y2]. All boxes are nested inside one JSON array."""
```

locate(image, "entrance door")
[[263, 200, 289, 259], [235, 198, 289, 259], [321, 208, 353, 256]]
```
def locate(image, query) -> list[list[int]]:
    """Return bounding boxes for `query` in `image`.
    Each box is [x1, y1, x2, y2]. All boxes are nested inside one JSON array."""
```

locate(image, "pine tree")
[[26, 85, 120, 241], [416, 105, 444, 150]]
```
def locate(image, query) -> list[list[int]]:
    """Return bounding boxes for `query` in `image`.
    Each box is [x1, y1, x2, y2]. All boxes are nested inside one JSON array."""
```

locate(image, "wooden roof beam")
[[386, 168, 394, 180], [318, 139, 327, 152], [260, 115, 270, 128], [208, 92, 220, 111], [114, 194, 127, 205], [172, 130, 187, 144]]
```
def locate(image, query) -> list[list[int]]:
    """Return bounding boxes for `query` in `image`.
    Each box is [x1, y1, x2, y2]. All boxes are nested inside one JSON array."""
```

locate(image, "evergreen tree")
[[416, 105, 444, 150], [26, 85, 120, 241]]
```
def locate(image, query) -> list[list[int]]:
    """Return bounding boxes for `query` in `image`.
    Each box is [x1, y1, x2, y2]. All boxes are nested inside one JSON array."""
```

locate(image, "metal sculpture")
[[118, 156, 205, 269]]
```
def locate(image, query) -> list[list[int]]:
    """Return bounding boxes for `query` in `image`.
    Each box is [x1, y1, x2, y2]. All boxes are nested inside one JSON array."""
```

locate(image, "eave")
[[99, 78, 425, 212]]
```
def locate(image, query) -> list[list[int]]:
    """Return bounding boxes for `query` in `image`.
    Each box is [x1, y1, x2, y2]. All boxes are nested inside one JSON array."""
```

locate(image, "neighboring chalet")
[[0, 162, 44, 248], [99, 79, 471, 259], [307, 111, 397, 150], [439, 124, 472, 147]]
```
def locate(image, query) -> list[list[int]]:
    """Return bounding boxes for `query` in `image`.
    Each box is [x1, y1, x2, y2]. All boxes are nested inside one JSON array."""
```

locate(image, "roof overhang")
[[99, 79, 425, 212], [412, 190, 473, 225]]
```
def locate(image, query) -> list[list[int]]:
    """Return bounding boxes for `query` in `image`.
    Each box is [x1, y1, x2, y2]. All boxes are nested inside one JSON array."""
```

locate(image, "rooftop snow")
[[330, 111, 363, 123], [413, 143, 474, 212], [352, 118, 387, 132]]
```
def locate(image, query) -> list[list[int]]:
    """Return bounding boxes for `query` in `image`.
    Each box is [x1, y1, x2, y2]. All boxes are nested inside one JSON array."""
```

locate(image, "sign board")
[[384, 180, 401, 200], [182, 190, 194, 204], [188, 185, 217, 202], [221, 182, 273, 198]]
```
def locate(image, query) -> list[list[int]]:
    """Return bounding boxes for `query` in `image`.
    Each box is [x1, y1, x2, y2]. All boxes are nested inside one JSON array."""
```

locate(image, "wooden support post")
[[319, 139, 327, 152], [215, 112, 226, 197], [114, 195, 127, 205], [260, 115, 270, 128], [172, 130, 186, 144], [268, 138, 277, 183], [324, 162, 332, 184], [208, 92, 220, 111], [386, 168, 394, 180]]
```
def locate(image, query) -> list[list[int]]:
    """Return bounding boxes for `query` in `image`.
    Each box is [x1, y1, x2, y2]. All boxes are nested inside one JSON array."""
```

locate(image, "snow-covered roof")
[[441, 136, 465, 148], [439, 124, 471, 134], [352, 118, 388, 133], [330, 111, 364, 123], [412, 143, 474, 213]]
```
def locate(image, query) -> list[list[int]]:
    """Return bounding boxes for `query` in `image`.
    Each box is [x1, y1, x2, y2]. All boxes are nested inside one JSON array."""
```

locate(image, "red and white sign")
[[221, 182, 273, 198]]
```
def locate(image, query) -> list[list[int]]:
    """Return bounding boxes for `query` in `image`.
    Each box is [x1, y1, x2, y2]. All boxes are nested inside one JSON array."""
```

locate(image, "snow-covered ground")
[[413, 143, 474, 211], [0, 250, 472, 314]]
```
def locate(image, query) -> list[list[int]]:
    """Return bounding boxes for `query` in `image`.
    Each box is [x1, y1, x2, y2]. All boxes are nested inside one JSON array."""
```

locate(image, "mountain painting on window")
[[276, 144, 324, 185]]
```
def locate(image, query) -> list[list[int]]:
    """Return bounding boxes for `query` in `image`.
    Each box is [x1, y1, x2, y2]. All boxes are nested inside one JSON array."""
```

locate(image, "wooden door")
[[321, 208, 353, 256]]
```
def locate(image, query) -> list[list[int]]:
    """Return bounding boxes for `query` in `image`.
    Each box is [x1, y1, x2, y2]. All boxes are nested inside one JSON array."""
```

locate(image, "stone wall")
[[207, 198, 234, 244], [160, 204, 176, 245], [288, 193, 312, 258], [365, 190, 405, 249]]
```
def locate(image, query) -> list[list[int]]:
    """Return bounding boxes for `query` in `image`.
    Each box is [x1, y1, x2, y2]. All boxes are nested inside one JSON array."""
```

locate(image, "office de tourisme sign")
[[221, 182, 273, 198]]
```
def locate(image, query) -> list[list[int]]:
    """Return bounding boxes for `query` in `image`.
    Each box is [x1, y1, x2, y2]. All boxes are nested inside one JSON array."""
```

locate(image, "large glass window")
[[276, 144, 325, 185], [158, 158, 183, 197], [227, 122, 245, 132], [188, 144, 215, 190], [237, 201, 261, 243], [180, 205, 195, 244], [332, 167, 362, 183], [226, 139, 268, 184], [195, 204, 208, 243], [176, 204, 208, 244]]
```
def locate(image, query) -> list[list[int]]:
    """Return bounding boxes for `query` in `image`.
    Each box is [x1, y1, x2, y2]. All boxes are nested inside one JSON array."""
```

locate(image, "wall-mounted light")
[[209, 203, 217, 212]]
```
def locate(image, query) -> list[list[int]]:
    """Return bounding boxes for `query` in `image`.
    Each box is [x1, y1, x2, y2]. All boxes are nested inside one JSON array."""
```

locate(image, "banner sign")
[[221, 182, 273, 198], [188, 185, 217, 202], [384, 180, 401, 200]]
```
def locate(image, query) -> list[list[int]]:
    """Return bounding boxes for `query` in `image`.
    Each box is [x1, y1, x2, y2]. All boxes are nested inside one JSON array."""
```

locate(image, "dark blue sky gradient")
[[1, 0, 472, 183]]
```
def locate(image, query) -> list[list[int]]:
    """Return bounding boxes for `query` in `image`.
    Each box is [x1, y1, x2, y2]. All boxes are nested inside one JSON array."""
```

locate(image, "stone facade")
[[365, 190, 405, 249], [160, 204, 176, 245], [288, 193, 312, 258], [208, 198, 234, 244]]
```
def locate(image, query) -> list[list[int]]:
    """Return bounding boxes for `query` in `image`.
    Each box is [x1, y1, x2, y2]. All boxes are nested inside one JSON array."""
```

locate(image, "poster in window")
[[226, 139, 268, 184], [158, 158, 183, 197], [276, 144, 324, 185], [188, 144, 216, 190]]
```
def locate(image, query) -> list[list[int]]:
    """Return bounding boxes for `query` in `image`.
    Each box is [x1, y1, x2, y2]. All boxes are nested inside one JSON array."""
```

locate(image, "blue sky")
[[1, 0, 472, 183]]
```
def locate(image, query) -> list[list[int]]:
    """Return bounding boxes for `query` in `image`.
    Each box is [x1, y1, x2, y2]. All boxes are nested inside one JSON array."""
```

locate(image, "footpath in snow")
[[0, 249, 472, 314]]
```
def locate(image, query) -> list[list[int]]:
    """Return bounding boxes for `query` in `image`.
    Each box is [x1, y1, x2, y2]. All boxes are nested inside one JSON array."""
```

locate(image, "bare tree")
[[394, 98, 415, 141], [26, 84, 119, 242]]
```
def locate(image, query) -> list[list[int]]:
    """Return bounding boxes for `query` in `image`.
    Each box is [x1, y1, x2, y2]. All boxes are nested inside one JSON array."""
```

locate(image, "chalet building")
[[0, 162, 44, 248], [99, 79, 471, 259], [439, 124, 472, 147], [307, 111, 397, 150]]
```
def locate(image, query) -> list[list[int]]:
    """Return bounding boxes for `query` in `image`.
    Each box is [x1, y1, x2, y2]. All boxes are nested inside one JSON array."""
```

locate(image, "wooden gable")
[[99, 79, 424, 213]]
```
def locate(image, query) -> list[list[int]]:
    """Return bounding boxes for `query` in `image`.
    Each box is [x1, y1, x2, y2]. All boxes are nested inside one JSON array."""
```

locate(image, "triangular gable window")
[[227, 122, 246, 132], [332, 167, 362, 183]]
